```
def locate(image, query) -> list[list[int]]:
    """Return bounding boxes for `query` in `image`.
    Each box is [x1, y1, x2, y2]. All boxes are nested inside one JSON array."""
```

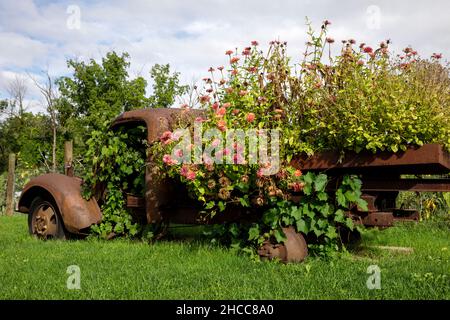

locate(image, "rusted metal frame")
[[361, 178, 450, 192], [291, 144, 450, 175]]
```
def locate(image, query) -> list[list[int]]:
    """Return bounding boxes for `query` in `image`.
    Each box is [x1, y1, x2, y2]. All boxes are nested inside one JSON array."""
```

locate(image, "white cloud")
[[0, 0, 449, 106]]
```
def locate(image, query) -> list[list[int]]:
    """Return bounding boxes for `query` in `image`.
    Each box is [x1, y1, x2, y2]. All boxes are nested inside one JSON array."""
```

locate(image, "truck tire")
[[28, 197, 67, 239]]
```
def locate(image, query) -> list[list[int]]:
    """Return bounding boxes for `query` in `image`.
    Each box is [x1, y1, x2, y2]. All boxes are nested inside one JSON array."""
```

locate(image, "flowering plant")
[[152, 20, 449, 254]]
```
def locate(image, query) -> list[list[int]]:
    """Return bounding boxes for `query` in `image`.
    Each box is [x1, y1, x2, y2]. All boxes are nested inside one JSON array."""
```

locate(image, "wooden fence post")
[[5, 153, 15, 216], [64, 140, 74, 177]]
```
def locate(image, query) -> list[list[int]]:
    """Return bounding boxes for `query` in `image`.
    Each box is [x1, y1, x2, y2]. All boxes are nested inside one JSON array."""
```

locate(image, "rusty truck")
[[17, 108, 450, 262]]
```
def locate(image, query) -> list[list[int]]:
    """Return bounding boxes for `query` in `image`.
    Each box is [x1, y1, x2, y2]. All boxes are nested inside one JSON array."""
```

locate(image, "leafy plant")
[[82, 126, 147, 238]]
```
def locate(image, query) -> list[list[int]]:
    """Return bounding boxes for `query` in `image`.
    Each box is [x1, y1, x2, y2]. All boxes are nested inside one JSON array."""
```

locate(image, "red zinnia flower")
[[363, 46, 373, 54], [251, 40, 259, 46], [225, 50, 233, 55]]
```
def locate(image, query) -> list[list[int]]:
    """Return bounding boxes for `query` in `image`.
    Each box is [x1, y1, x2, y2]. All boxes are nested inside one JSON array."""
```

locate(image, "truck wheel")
[[28, 197, 67, 239], [258, 227, 308, 263]]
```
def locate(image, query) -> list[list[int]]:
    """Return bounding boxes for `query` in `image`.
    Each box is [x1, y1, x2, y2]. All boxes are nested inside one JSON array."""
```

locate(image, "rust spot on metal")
[[291, 144, 450, 175], [18, 173, 102, 233]]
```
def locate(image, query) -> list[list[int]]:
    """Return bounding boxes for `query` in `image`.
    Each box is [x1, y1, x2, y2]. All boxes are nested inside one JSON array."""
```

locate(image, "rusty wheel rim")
[[32, 203, 58, 238]]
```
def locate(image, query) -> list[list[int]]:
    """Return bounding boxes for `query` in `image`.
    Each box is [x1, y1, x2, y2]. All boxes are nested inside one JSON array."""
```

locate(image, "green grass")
[[0, 214, 449, 299]]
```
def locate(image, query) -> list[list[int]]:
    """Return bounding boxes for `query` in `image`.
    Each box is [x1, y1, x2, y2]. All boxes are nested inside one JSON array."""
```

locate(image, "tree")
[[29, 71, 59, 172], [0, 99, 8, 115], [0, 112, 53, 172], [57, 51, 148, 135], [6, 75, 28, 117], [148, 64, 188, 108]]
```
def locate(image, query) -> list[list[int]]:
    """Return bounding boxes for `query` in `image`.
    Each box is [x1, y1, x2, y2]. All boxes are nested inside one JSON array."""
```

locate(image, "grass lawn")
[[0, 214, 449, 299]]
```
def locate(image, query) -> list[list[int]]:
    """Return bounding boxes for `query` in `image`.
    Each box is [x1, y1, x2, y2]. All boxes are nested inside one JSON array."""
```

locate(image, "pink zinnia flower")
[[230, 57, 240, 64], [231, 69, 238, 76], [212, 138, 221, 147], [200, 95, 211, 104], [246, 113, 255, 122], [251, 40, 259, 46], [217, 66, 224, 71], [163, 154, 177, 166], [222, 102, 231, 108], [232, 109, 240, 115], [180, 165, 189, 176], [239, 90, 248, 96], [160, 130, 172, 141], [216, 107, 226, 117], [242, 49, 251, 56], [212, 102, 220, 110], [257, 168, 264, 178], [175, 149, 183, 158], [217, 120, 227, 132], [432, 53, 442, 59], [186, 171, 196, 180], [326, 37, 335, 44], [225, 50, 234, 55]]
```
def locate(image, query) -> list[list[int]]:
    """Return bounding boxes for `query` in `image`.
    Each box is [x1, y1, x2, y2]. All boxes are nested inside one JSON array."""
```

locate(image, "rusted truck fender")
[[18, 173, 102, 234]]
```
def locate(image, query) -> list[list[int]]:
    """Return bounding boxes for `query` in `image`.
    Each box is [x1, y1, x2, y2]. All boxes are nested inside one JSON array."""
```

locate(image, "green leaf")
[[274, 229, 286, 243], [356, 198, 368, 212], [336, 189, 346, 207], [314, 174, 328, 192], [296, 219, 308, 234], [317, 191, 328, 201], [248, 226, 260, 240]]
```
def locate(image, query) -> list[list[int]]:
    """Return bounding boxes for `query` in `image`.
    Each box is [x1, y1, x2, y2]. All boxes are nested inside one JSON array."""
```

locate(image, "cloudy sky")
[[0, 0, 449, 112]]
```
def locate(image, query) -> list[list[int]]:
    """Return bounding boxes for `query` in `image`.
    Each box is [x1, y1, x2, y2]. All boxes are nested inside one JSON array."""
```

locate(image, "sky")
[[0, 0, 449, 112]]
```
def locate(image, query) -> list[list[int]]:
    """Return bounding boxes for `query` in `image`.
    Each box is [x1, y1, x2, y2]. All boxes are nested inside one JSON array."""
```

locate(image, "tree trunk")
[[6, 153, 16, 216], [52, 122, 57, 172]]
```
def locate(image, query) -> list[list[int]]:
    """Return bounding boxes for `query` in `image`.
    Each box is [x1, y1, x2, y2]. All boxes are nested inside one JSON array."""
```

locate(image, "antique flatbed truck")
[[17, 108, 450, 262]]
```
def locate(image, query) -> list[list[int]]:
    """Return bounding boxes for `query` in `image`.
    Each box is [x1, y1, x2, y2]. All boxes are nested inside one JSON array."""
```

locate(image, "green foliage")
[[57, 51, 148, 149], [82, 126, 147, 238], [148, 64, 189, 108], [397, 190, 450, 221], [0, 112, 56, 172], [255, 174, 365, 255]]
